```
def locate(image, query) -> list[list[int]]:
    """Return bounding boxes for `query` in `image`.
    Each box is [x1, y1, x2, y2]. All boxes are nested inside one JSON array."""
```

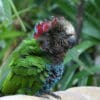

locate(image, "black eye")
[[65, 34, 72, 38], [39, 40, 44, 45], [37, 39, 44, 46]]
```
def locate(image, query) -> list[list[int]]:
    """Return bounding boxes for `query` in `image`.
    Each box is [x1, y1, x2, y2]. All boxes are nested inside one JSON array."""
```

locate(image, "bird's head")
[[34, 16, 76, 62]]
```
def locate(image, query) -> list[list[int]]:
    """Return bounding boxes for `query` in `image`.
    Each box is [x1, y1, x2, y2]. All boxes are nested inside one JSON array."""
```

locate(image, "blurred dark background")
[[0, 0, 100, 91]]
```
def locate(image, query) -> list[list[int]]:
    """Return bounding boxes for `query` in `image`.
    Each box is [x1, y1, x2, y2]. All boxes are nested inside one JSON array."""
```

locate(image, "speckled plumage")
[[39, 64, 64, 94], [0, 16, 76, 96], [0, 39, 64, 96]]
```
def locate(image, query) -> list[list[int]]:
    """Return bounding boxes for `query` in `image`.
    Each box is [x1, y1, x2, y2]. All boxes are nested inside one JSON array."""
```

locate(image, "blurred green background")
[[0, 0, 100, 91]]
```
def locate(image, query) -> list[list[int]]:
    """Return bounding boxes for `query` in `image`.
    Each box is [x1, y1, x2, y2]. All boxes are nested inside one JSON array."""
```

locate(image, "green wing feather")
[[0, 39, 50, 95]]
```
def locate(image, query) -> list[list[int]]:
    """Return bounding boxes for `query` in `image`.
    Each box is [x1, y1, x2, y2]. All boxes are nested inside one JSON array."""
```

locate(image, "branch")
[[76, 0, 85, 44]]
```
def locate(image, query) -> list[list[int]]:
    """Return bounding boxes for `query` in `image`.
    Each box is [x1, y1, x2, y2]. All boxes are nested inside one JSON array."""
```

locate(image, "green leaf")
[[64, 40, 95, 64], [85, 12, 100, 29], [73, 58, 93, 74], [73, 65, 100, 80], [59, 64, 78, 90], [8, 0, 26, 32], [83, 21, 100, 39], [55, 0, 75, 20], [1, 0, 12, 23], [0, 30, 25, 39]]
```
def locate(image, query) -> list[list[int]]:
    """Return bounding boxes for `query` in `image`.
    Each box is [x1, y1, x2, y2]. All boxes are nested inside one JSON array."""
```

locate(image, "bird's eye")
[[66, 34, 73, 37], [39, 40, 44, 45], [63, 34, 72, 39]]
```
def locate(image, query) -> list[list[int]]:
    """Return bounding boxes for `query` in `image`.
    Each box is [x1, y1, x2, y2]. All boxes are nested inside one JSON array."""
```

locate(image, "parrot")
[[0, 16, 76, 97]]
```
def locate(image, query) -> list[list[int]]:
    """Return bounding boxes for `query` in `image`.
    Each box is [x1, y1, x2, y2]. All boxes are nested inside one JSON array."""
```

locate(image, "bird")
[[0, 16, 76, 97]]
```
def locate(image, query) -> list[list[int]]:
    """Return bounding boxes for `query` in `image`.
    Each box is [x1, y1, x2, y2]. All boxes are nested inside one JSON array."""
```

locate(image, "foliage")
[[0, 0, 100, 91]]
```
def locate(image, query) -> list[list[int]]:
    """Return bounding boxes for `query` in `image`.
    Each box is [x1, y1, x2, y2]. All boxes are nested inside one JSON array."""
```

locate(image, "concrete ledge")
[[0, 86, 100, 100]]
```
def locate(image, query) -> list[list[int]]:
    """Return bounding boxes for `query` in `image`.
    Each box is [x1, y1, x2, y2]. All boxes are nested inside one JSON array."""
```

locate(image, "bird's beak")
[[67, 35, 77, 47]]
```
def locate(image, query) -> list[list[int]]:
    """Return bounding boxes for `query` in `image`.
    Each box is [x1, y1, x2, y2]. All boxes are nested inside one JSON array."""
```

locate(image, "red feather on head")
[[34, 17, 58, 39]]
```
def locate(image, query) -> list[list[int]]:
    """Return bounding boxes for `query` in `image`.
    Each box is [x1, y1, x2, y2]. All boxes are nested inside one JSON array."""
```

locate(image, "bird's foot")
[[35, 94, 49, 99], [35, 93, 49, 99], [45, 92, 61, 100], [35, 92, 61, 100]]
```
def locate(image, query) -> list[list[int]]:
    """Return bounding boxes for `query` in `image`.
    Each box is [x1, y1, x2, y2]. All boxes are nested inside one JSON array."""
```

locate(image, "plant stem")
[[8, 0, 26, 32], [76, 0, 85, 44]]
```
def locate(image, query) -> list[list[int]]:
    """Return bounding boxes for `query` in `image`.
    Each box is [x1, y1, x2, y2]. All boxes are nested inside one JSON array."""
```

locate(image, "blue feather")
[[38, 63, 64, 94]]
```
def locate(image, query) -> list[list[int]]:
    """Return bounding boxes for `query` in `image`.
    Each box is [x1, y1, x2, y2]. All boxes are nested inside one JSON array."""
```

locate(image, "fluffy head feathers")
[[33, 16, 76, 64]]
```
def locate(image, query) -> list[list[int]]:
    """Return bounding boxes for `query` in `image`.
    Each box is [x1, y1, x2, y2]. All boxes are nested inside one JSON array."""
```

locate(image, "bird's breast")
[[39, 64, 64, 93]]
